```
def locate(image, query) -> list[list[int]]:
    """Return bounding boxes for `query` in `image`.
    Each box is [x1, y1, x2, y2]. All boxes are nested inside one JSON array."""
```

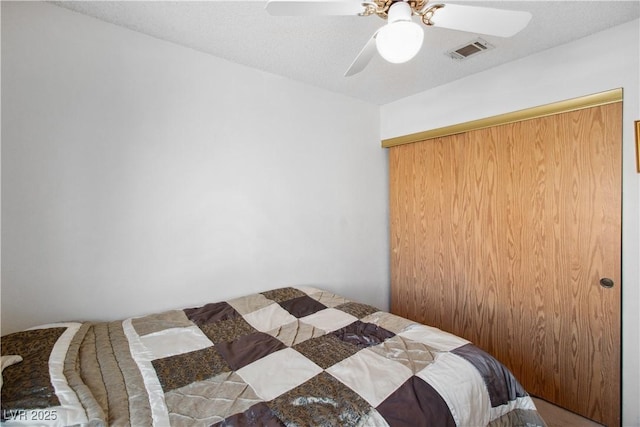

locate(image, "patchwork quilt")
[[1, 286, 547, 426]]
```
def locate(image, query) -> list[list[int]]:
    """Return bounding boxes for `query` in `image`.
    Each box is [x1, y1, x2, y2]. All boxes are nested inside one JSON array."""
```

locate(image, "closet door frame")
[[382, 89, 622, 149]]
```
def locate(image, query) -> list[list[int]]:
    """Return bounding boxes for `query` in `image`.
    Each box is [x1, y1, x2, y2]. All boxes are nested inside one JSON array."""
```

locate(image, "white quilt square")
[[227, 293, 274, 315], [304, 290, 349, 308], [327, 348, 413, 407], [398, 323, 469, 351], [236, 348, 323, 401], [300, 308, 357, 333], [242, 303, 298, 332], [294, 285, 324, 295], [416, 352, 489, 427], [140, 326, 213, 360]]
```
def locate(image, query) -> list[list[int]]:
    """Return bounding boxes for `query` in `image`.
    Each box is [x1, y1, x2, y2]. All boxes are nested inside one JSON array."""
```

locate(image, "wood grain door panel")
[[390, 102, 621, 426]]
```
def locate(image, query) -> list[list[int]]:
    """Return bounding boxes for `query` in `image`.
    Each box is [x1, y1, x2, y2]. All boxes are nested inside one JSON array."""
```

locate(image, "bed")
[[1, 286, 546, 426]]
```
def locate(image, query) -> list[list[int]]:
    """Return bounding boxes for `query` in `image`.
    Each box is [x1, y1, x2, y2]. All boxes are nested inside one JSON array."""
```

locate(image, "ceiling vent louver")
[[447, 38, 494, 60]]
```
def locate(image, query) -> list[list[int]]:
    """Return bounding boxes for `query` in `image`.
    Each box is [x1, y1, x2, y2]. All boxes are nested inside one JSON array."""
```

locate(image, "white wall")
[[381, 19, 640, 426], [1, 2, 388, 334]]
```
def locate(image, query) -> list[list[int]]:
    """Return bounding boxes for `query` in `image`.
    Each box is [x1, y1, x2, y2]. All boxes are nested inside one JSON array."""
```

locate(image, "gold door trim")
[[382, 88, 623, 148]]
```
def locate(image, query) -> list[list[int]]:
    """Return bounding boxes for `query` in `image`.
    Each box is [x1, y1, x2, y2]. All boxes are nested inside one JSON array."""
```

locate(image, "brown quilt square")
[[131, 310, 193, 336], [152, 346, 231, 392], [261, 287, 306, 303], [268, 372, 371, 427], [199, 317, 257, 344], [335, 302, 380, 319], [184, 301, 240, 325], [293, 335, 360, 369], [331, 320, 395, 349], [215, 332, 286, 370], [1, 327, 66, 411], [278, 296, 327, 318], [376, 376, 456, 427]]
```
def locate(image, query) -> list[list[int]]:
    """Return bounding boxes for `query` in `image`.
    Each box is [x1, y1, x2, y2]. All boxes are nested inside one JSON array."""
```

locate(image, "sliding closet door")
[[389, 101, 621, 426]]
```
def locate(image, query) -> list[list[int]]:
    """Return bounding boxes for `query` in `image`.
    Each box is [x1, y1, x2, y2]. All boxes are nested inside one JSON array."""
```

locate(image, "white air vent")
[[447, 38, 494, 60]]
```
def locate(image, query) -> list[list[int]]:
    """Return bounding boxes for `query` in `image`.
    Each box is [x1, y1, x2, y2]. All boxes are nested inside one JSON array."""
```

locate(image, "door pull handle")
[[599, 278, 614, 288]]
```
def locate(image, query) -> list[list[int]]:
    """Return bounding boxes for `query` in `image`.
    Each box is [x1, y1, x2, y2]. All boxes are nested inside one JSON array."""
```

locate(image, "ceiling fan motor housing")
[[371, 0, 429, 19], [388, 1, 413, 23]]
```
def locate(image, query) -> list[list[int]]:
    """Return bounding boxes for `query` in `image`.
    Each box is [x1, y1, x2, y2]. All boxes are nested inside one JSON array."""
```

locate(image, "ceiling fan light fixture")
[[376, 21, 424, 63], [375, 2, 424, 64]]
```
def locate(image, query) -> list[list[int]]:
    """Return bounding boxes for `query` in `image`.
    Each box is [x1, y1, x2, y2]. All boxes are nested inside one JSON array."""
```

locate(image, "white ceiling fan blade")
[[344, 31, 379, 77], [265, 0, 366, 16], [430, 3, 532, 37]]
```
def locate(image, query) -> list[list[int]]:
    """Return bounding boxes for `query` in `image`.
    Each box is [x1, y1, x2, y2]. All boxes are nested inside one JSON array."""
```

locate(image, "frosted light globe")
[[376, 20, 424, 64]]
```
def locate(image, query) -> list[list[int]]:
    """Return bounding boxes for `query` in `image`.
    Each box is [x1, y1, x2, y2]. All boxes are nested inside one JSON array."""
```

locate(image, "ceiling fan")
[[265, 0, 532, 76]]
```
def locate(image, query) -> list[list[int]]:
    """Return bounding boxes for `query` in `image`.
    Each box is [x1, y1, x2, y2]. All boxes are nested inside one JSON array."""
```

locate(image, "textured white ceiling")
[[52, 1, 640, 105]]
